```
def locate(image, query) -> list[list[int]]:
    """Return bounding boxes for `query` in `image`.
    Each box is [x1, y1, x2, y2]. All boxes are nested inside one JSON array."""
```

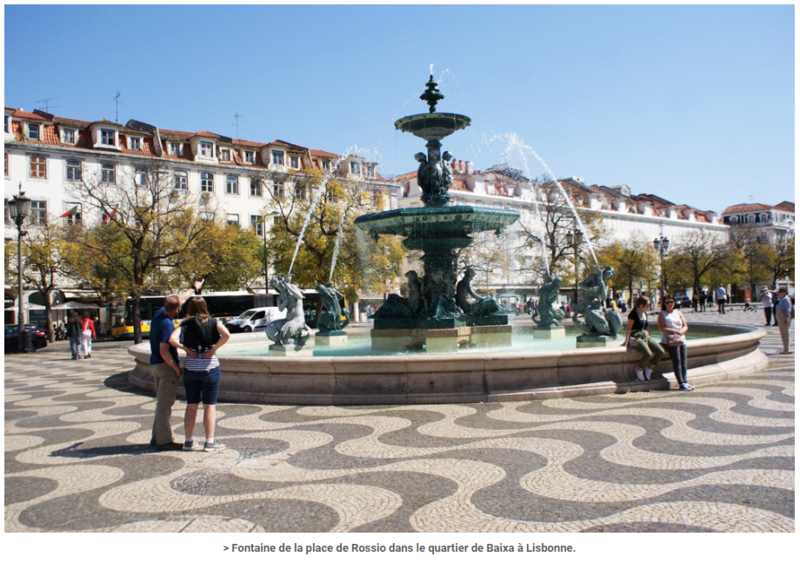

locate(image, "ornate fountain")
[[355, 76, 519, 351]]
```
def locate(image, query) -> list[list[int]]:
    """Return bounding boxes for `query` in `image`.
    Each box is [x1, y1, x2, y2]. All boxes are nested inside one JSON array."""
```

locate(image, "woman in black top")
[[621, 296, 665, 381]]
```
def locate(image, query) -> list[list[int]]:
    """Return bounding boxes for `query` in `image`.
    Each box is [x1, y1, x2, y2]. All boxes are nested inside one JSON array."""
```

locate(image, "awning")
[[5, 302, 47, 311], [51, 301, 100, 310]]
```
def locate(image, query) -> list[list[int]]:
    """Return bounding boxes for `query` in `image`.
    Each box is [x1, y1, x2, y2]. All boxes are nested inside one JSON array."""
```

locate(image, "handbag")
[[667, 333, 686, 346]]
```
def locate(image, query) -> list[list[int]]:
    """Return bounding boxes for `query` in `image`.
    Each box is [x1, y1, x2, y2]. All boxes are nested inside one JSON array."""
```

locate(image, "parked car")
[[673, 295, 692, 308], [5, 324, 48, 353], [225, 307, 286, 333]]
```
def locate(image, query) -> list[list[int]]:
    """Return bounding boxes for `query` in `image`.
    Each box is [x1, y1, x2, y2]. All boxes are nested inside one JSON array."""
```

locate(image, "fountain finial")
[[420, 75, 444, 113]]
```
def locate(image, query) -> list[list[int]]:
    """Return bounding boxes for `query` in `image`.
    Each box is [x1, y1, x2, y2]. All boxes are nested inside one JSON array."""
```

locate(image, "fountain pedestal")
[[269, 344, 314, 356], [315, 331, 348, 347], [576, 335, 618, 348], [534, 327, 566, 340]]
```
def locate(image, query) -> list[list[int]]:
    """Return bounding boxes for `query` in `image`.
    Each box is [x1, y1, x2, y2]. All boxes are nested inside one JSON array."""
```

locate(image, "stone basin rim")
[[128, 323, 768, 405]]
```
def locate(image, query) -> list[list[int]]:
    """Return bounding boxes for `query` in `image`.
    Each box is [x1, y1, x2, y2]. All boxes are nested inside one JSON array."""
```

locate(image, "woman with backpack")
[[168, 297, 230, 452], [79, 311, 96, 359]]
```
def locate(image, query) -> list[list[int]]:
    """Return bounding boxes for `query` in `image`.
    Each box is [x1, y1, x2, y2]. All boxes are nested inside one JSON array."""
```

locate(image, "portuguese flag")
[[61, 205, 78, 218]]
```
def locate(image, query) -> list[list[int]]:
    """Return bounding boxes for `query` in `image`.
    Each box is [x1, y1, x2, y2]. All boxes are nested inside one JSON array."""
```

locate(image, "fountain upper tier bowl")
[[394, 113, 471, 141], [355, 205, 519, 244]]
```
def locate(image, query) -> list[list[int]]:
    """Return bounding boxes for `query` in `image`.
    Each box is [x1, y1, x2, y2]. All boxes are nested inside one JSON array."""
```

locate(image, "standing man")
[[775, 288, 793, 354], [715, 285, 727, 314], [760, 288, 773, 326], [150, 279, 204, 450]]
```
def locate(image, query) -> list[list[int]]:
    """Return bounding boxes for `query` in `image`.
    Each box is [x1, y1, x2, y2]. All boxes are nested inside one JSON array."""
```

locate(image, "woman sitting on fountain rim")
[[621, 296, 665, 381], [657, 295, 693, 391]]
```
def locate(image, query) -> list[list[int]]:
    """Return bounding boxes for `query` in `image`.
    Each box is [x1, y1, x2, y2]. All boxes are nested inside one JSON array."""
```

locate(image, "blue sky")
[[3, 3, 795, 212]]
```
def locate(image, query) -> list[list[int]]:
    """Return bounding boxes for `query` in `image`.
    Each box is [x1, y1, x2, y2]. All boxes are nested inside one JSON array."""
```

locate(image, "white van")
[[225, 307, 286, 333]]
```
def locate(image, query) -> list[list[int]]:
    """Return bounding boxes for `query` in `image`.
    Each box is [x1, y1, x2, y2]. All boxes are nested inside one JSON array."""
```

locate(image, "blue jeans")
[[664, 343, 688, 385], [183, 367, 221, 405]]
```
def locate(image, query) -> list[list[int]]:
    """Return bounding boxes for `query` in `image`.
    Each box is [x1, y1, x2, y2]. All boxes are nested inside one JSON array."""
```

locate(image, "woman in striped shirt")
[[169, 297, 230, 451]]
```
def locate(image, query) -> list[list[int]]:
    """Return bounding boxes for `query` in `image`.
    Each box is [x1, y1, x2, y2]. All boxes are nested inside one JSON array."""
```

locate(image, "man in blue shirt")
[[150, 280, 203, 450], [775, 288, 793, 354]]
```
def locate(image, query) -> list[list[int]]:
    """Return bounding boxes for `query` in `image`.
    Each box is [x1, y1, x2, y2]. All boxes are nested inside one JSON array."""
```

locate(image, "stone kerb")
[[128, 324, 767, 405]]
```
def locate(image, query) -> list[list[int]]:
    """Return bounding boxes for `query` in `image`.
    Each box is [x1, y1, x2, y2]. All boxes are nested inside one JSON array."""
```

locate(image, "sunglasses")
[[665, 301, 675, 305]]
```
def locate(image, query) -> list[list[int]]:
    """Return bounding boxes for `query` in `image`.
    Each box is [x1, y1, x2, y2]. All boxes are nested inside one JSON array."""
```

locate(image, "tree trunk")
[[132, 295, 142, 345]]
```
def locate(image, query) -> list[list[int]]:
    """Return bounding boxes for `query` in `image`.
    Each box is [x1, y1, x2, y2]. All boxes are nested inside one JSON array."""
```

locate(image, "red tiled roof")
[[159, 128, 195, 139], [194, 130, 221, 139], [310, 149, 339, 158], [774, 201, 795, 213], [13, 110, 47, 121], [721, 203, 772, 215]]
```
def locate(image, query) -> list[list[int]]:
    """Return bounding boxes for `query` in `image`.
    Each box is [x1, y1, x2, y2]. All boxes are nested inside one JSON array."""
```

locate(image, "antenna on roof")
[[111, 91, 123, 123], [748, 194, 754, 203], [233, 113, 242, 140], [36, 97, 61, 112]]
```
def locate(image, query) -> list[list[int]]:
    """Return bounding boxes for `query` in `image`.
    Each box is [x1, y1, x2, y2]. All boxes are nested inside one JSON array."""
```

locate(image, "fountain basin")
[[128, 324, 767, 405], [394, 113, 471, 141], [355, 205, 519, 240]]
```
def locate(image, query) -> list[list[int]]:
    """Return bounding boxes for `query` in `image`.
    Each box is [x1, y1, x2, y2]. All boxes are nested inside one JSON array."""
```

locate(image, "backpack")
[[180, 317, 220, 354]]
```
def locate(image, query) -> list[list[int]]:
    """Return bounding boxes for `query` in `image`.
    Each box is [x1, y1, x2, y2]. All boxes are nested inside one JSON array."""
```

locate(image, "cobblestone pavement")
[[4, 309, 793, 533]]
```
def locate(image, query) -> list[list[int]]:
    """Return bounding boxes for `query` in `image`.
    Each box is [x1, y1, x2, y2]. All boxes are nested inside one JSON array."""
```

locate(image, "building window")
[[244, 150, 255, 164], [295, 186, 307, 201], [135, 169, 148, 186], [271, 150, 284, 165], [290, 156, 299, 169], [200, 141, 214, 158], [220, 148, 231, 161], [174, 171, 187, 191], [29, 156, 46, 178], [199, 212, 214, 221], [250, 179, 262, 197], [367, 164, 375, 177], [350, 161, 361, 175], [251, 215, 264, 237], [30, 201, 47, 225], [101, 163, 116, 184], [201, 172, 214, 193], [226, 213, 239, 226], [66, 159, 81, 181], [100, 128, 116, 146], [4, 115, 10, 133], [64, 202, 82, 225], [226, 175, 238, 195], [273, 181, 284, 199], [128, 136, 142, 151], [321, 160, 330, 171], [169, 142, 182, 156], [61, 128, 76, 144], [4, 153, 8, 177], [28, 124, 40, 140]]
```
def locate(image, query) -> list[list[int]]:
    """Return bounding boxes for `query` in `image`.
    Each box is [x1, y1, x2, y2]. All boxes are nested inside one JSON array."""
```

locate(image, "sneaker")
[[204, 440, 225, 452], [183, 440, 201, 451], [679, 383, 694, 391], [635, 368, 645, 381], [644, 367, 653, 381]]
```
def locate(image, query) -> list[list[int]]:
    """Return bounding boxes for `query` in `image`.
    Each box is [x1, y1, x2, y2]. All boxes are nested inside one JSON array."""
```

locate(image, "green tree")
[[767, 236, 795, 288], [67, 164, 211, 343], [667, 230, 734, 297], [595, 235, 658, 302], [263, 169, 404, 303], [172, 221, 263, 291]]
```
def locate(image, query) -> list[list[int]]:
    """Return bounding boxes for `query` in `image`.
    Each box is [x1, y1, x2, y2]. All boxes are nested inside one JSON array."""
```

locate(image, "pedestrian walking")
[[66, 312, 82, 359], [621, 296, 665, 381], [79, 311, 96, 358], [658, 295, 693, 391], [775, 287, 793, 354], [771, 290, 780, 326]]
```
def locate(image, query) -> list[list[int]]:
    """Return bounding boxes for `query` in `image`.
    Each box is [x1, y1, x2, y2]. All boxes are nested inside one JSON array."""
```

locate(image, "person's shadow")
[[51, 442, 157, 458]]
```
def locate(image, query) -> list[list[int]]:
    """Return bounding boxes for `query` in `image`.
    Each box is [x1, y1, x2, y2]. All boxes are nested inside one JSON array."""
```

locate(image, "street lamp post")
[[8, 186, 32, 352], [653, 226, 670, 305]]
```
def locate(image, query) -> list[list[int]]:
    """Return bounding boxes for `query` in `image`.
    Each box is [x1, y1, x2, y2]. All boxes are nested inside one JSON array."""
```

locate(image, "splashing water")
[[494, 133, 598, 266], [328, 208, 346, 283], [287, 150, 351, 277]]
